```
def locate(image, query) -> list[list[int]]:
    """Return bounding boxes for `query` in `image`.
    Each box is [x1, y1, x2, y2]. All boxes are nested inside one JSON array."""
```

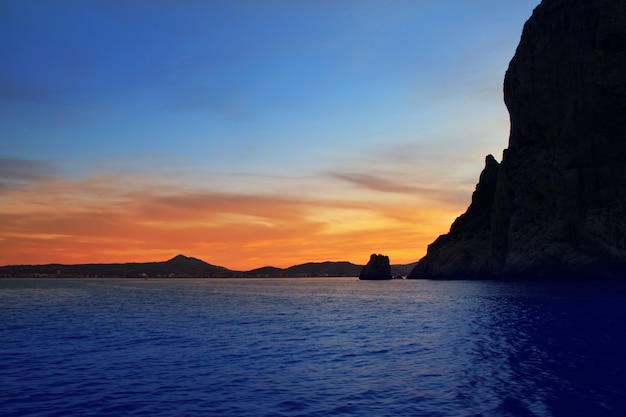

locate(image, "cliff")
[[410, 0, 626, 279], [409, 155, 500, 279]]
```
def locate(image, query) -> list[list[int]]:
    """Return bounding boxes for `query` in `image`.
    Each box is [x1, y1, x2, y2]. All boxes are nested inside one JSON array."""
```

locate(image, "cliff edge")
[[409, 0, 626, 279]]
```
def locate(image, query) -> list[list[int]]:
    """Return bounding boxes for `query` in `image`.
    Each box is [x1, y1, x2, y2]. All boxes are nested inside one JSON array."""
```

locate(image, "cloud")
[[327, 169, 471, 208], [0, 158, 59, 181], [330, 172, 430, 195]]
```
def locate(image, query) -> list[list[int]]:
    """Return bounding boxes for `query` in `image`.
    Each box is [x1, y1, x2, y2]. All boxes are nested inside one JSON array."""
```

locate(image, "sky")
[[0, 0, 540, 270]]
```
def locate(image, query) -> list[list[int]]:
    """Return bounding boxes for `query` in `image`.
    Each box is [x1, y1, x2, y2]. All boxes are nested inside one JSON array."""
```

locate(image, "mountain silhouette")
[[0, 256, 411, 278]]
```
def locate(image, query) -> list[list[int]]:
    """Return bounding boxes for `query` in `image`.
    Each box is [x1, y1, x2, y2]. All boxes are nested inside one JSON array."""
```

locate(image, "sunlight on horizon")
[[0, 1, 538, 269]]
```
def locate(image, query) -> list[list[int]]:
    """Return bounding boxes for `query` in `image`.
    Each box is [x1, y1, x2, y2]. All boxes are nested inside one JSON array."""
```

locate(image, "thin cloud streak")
[[329, 172, 425, 195], [0, 158, 59, 181], [328, 171, 470, 207]]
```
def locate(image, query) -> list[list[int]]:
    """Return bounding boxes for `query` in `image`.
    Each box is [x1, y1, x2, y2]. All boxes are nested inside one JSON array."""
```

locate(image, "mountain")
[[245, 261, 363, 278], [0, 255, 414, 279], [410, 0, 626, 279], [0, 254, 237, 278], [0, 256, 419, 278]]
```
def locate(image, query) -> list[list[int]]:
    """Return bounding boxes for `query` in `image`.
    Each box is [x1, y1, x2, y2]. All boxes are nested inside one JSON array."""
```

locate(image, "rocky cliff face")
[[409, 155, 499, 279], [410, 0, 626, 279]]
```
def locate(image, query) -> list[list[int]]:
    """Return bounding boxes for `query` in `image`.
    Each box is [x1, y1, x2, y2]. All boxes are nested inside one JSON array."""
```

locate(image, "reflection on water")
[[1, 278, 625, 416]]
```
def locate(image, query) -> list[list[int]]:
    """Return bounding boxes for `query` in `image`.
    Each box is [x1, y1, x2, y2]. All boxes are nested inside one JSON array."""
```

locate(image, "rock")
[[359, 254, 392, 280], [409, 155, 499, 279], [410, 0, 626, 279]]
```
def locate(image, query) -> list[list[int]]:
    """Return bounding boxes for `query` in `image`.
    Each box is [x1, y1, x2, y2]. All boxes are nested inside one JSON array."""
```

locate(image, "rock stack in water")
[[409, 0, 626, 279], [359, 254, 392, 280]]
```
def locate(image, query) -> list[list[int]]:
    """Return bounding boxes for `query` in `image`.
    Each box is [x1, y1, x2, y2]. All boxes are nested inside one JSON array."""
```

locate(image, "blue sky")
[[0, 1, 540, 268]]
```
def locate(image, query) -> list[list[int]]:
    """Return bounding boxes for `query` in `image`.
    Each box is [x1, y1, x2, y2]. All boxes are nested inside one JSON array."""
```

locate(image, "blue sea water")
[[1, 278, 626, 417]]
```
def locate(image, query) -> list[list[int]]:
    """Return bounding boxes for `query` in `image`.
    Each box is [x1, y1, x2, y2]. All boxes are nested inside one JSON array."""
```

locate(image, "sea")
[[1, 278, 626, 417]]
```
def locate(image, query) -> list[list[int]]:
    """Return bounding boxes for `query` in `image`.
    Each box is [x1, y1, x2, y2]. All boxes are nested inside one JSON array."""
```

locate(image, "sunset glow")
[[0, 1, 538, 270], [0, 168, 467, 269]]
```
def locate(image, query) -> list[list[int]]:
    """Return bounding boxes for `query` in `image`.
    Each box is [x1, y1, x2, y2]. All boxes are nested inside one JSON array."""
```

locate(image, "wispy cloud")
[[329, 172, 423, 195], [0, 158, 59, 181], [327, 169, 473, 206]]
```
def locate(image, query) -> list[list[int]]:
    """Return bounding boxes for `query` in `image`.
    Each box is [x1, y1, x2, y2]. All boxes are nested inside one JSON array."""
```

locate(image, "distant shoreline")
[[0, 254, 416, 279]]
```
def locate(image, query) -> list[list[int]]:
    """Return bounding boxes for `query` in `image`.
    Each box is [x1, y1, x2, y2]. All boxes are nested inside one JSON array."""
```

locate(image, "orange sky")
[[0, 166, 475, 270]]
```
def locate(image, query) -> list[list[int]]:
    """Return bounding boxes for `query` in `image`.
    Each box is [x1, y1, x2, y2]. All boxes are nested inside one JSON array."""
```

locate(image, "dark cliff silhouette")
[[359, 254, 392, 280], [410, 0, 626, 279]]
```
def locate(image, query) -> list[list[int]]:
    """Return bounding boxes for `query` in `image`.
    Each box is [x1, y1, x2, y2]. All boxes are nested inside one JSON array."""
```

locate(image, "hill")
[[245, 261, 362, 278], [0, 255, 415, 279], [0, 254, 236, 278]]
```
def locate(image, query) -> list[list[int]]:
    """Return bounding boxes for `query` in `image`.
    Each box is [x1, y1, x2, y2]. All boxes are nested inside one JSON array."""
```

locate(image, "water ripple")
[[2, 278, 626, 416]]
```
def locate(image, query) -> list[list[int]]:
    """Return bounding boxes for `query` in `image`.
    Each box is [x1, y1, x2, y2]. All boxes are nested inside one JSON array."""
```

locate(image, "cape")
[[409, 0, 626, 279]]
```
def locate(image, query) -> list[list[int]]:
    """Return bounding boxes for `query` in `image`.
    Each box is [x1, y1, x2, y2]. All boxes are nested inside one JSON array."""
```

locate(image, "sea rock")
[[410, 0, 626, 279], [359, 254, 392, 280]]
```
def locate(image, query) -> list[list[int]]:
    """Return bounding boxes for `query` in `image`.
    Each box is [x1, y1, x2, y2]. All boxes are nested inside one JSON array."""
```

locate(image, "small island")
[[359, 254, 392, 281]]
